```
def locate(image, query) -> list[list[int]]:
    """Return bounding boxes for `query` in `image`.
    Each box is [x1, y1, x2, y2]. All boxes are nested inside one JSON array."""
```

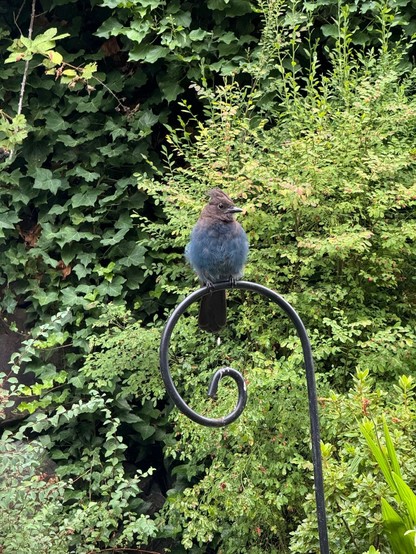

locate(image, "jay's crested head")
[[202, 188, 243, 222]]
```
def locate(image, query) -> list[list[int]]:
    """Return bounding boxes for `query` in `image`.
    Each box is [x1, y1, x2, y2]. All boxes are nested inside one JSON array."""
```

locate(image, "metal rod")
[[159, 280, 330, 553]]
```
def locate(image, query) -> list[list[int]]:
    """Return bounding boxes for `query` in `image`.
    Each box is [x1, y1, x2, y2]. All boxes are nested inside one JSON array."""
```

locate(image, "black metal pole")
[[159, 280, 330, 553]]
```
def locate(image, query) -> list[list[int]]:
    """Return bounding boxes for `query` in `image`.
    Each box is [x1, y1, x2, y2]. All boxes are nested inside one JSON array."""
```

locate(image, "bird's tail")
[[198, 290, 227, 333]]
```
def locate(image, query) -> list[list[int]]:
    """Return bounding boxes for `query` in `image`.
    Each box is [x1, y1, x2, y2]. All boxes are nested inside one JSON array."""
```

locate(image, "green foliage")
[[154, 315, 311, 552], [0, 112, 29, 153], [137, 5, 416, 550], [361, 413, 416, 553], [141, 13, 416, 386], [0, 0, 263, 551], [10, 305, 165, 552], [1, 0, 416, 551], [0, 0, 261, 430], [0, 434, 69, 553], [97, 0, 259, 87], [5, 27, 69, 63], [290, 369, 416, 554]]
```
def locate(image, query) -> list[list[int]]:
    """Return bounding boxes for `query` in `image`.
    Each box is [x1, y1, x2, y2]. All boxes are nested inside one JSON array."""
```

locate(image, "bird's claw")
[[203, 278, 236, 290], [205, 280, 215, 291]]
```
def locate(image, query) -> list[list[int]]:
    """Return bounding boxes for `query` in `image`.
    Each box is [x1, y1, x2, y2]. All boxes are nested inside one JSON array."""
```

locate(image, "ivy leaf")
[[115, 212, 132, 229], [72, 187, 101, 208], [57, 134, 79, 147], [71, 167, 100, 182], [95, 17, 125, 38], [82, 62, 97, 80], [33, 167, 64, 194], [129, 44, 169, 63], [189, 28, 209, 41], [97, 275, 126, 297], [118, 243, 147, 267], [48, 50, 63, 64], [137, 110, 159, 132], [101, 228, 129, 246], [33, 289, 60, 307], [72, 264, 89, 279], [60, 287, 90, 307], [321, 23, 339, 37], [44, 112, 69, 132], [55, 226, 98, 247], [0, 209, 19, 230]]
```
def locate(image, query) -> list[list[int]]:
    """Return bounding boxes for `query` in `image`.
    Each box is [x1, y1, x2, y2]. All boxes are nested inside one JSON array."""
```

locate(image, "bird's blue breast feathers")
[[185, 219, 248, 283]]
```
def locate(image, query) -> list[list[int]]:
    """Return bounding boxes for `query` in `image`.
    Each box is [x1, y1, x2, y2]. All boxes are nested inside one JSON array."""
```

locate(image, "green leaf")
[[96, 275, 126, 297], [44, 112, 69, 132], [72, 264, 89, 279], [361, 421, 396, 493], [392, 473, 416, 525], [129, 44, 169, 63], [118, 243, 147, 267], [33, 167, 63, 194], [82, 62, 97, 80], [48, 50, 63, 64], [71, 187, 101, 208], [33, 290, 60, 307], [137, 110, 159, 131], [132, 422, 156, 440], [71, 166, 100, 182], [60, 287, 89, 307], [55, 226, 97, 247], [321, 23, 339, 38], [189, 28, 209, 41], [381, 498, 416, 554], [0, 209, 19, 230], [101, 228, 129, 246], [383, 418, 402, 479]]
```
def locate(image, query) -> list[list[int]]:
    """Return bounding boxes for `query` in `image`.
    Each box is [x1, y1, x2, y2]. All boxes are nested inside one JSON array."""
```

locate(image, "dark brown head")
[[200, 188, 242, 222]]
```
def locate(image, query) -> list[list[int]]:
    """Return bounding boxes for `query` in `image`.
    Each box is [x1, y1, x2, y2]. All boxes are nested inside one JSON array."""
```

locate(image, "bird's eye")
[[218, 203, 224, 209]]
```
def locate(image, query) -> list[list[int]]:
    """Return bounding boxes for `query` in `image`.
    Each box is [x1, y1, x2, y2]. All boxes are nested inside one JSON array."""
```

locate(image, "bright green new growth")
[[361, 418, 416, 553]]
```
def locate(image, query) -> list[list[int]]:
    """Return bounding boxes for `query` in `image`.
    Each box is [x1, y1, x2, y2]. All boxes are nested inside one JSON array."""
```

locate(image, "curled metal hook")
[[159, 285, 247, 427], [159, 280, 329, 553]]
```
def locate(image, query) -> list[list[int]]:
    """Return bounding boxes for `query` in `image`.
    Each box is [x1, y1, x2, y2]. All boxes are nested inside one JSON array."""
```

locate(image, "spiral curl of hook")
[[159, 284, 247, 427]]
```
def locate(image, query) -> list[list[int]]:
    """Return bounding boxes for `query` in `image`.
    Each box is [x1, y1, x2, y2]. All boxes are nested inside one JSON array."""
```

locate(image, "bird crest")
[[206, 188, 232, 204]]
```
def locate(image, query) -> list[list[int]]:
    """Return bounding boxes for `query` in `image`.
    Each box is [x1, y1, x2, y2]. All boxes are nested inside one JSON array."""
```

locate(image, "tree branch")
[[10, 0, 36, 159]]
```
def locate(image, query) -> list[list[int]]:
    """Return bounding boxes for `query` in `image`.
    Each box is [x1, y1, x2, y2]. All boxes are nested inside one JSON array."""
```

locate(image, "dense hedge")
[[1, 0, 416, 553]]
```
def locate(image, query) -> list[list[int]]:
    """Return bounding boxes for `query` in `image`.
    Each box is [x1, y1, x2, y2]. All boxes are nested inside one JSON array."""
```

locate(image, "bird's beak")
[[226, 206, 243, 214]]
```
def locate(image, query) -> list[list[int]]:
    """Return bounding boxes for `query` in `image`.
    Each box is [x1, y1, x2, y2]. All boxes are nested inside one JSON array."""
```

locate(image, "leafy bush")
[[2, 0, 416, 551], [361, 411, 416, 554], [137, 5, 416, 550], [157, 316, 313, 552], [0, 434, 69, 554], [291, 370, 416, 554], [8, 305, 165, 553], [141, 6, 416, 386], [0, 2, 262, 547], [0, 0, 262, 415]]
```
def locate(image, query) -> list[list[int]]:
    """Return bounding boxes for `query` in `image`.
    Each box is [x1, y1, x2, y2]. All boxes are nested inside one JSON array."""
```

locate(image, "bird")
[[185, 188, 249, 332]]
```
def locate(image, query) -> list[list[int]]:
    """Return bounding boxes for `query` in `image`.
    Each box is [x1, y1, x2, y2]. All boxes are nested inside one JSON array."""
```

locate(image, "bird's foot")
[[205, 280, 215, 291], [229, 277, 236, 288]]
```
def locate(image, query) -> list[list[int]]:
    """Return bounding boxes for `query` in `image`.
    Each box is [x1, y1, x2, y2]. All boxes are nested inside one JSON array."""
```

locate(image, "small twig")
[[92, 74, 130, 112], [334, 499, 360, 550], [13, 0, 26, 35], [61, 61, 130, 113], [10, 0, 36, 159]]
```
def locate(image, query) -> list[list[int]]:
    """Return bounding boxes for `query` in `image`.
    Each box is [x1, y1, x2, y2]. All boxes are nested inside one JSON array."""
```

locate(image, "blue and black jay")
[[186, 188, 249, 332]]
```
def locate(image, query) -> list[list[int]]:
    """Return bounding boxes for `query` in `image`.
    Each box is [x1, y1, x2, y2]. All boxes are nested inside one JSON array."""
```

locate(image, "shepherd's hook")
[[159, 280, 329, 554]]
